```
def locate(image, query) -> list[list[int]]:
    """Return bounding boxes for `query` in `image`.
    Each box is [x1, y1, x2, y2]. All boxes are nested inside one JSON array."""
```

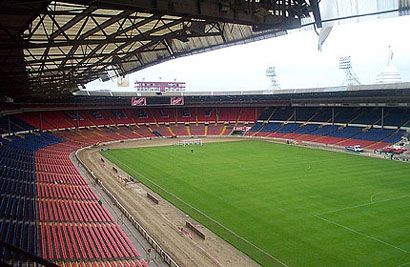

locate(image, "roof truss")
[[1, 0, 316, 98]]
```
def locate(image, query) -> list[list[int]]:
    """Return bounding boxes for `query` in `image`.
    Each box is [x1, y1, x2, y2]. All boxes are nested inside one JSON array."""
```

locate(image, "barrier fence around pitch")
[[74, 142, 180, 267]]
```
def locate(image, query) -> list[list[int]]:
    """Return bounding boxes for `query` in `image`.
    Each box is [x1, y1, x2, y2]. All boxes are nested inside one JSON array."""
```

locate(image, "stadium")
[[1, 1, 410, 267]]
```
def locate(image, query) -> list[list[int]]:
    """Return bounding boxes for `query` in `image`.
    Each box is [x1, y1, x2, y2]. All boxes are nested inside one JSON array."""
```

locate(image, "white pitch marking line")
[[315, 215, 410, 254], [394, 261, 410, 267], [107, 154, 290, 267], [316, 195, 410, 216], [370, 189, 410, 203]]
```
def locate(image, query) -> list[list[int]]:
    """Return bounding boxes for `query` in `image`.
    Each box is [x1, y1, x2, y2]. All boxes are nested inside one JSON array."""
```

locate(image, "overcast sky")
[[85, 15, 410, 92]]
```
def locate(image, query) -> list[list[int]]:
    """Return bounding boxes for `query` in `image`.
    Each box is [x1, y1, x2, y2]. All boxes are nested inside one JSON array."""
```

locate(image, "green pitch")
[[101, 140, 410, 267]]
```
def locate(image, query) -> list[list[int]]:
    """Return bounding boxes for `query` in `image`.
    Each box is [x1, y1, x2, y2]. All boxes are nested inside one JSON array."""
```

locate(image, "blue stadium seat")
[[293, 124, 320, 134], [328, 126, 362, 138], [294, 108, 318, 121], [261, 122, 282, 132], [271, 107, 294, 121], [383, 130, 407, 144], [0, 132, 63, 259], [310, 125, 338, 136], [258, 108, 274, 120], [353, 128, 394, 141], [248, 122, 263, 132], [384, 109, 410, 127], [312, 108, 332, 122], [334, 108, 361, 123], [277, 123, 301, 133], [351, 108, 381, 125]]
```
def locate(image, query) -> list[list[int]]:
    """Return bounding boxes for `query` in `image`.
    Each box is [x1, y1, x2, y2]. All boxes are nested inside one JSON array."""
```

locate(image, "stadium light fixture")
[[339, 56, 360, 86]]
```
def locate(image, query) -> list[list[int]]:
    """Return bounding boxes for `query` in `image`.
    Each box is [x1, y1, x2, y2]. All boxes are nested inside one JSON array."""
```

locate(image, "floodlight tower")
[[266, 66, 280, 90], [339, 56, 360, 86]]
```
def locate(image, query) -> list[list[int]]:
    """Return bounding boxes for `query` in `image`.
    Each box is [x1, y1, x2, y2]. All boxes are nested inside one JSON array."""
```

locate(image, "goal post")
[[179, 139, 203, 146]]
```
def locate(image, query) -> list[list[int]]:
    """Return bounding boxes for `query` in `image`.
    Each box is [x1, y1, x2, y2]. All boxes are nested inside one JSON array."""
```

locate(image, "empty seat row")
[[40, 222, 140, 261], [38, 199, 114, 223], [37, 183, 98, 201], [36, 172, 87, 185], [35, 140, 145, 265]]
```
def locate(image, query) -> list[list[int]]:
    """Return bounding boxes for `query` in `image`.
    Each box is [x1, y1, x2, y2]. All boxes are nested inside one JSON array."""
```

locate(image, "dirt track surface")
[[77, 137, 260, 267]]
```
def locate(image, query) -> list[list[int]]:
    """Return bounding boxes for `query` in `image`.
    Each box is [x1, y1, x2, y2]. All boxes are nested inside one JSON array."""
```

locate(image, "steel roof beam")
[[79, 19, 185, 75], [24, 31, 221, 48], [49, 6, 97, 40], [63, 0, 303, 27]]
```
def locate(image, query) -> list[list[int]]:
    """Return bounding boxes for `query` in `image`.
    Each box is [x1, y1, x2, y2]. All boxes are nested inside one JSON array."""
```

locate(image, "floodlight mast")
[[339, 56, 360, 86], [266, 66, 280, 90]]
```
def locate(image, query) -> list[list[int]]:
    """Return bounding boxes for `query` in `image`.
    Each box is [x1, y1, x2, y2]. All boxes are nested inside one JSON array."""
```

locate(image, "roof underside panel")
[[6, 0, 407, 100], [11, 0, 306, 99]]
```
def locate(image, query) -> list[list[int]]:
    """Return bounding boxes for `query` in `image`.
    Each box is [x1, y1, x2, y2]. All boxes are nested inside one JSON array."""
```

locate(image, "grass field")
[[101, 140, 410, 267]]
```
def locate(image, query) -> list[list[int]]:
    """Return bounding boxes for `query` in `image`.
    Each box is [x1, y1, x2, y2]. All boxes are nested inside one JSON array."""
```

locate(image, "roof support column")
[[39, 112, 43, 132], [76, 110, 80, 130], [7, 115, 11, 134]]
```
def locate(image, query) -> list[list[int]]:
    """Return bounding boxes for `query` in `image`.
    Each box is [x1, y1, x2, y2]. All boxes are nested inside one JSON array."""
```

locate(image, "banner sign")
[[233, 126, 247, 131], [131, 97, 147, 106], [170, 96, 184, 106]]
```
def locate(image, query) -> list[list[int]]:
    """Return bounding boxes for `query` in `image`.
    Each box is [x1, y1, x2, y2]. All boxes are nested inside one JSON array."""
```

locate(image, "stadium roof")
[[0, 0, 408, 100]]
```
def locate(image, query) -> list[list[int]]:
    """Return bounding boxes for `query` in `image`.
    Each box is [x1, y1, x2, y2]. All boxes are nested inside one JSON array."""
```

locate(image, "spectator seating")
[[85, 111, 115, 126], [0, 133, 64, 265], [239, 108, 261, 122], [189, 124, 205, 136], [328, 126, 363, 139], [11, 107, 259, 132], [128, 109, 153, 124], [5, 106, 410, 153], [383, 130, 407, 144], [260, 122, 282, 133], [293, 124, 319, 134], [258, 108, 274, 121], [36, 142, 143, 265], [177, 108, 195, 123], [351, 108, 381, 125], [353, 128, 395, 142], [310, 108, 331, 122], [383, 108, 410, 127], [334, 108, 362, 124], [0, 116, 35, 133], [294, 108, 318, 122], [169, 123, 188, 136], [150, 124, 172, 137], [111, 110, 134, 125], [207, 123, 224, 135], [218, 108, 240, 123], [245, 122, 263, 135], [133, 125, 156, 138], [3, 106, 410, 264], [151, 109, 175, 123], [64, 111, 94, 128], [197, 108, 217, 122], [271, 107, 294, 121], [0, 128, 146, 266]]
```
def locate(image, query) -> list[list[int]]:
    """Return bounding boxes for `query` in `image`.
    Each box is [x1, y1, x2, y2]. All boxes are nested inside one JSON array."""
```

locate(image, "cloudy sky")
[[85, 15, 410, 92]]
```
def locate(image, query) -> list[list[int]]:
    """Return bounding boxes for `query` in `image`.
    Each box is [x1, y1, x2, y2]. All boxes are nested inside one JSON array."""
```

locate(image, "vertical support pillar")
[[381, 107, 384, 129], [332, 107, 335, 126], [7, 115, 11, 134], [39, 112, 43, 132], [76, 111, 80, 130], [294, 107, 297, 122]]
